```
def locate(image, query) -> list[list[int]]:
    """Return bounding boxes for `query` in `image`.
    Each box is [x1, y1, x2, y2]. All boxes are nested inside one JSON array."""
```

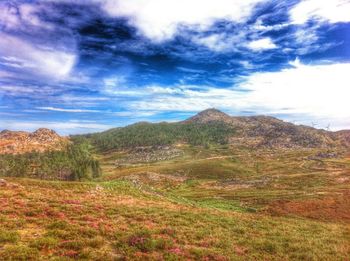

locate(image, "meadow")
[[1, 145, 349, 260]]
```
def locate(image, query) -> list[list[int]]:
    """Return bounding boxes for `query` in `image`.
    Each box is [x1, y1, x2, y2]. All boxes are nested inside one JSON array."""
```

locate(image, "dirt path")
[[198, 155, 233, 161]]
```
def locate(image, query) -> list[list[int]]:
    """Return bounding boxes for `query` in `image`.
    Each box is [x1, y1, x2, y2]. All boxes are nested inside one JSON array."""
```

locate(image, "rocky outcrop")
[[0, 128, 69, 154]]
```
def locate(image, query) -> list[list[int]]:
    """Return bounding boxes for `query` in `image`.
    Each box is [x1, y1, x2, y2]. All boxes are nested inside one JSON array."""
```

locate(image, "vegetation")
[[0, 143, 349, 260], [0, 177, 349, 260], [82, 121, 235, 152], [0, 141, 101, 181]]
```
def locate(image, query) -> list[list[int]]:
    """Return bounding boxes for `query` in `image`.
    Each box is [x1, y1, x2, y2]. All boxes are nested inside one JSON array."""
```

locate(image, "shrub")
[[0, 229, 19, 244], [29, 237, 58, 250]]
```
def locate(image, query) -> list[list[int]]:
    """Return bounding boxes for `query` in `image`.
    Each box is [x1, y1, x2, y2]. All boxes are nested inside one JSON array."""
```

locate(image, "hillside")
[[83, 118, 234, 152], [0, 130, 100, 181], [0, 128, 69, 154], [1, 109, 350, 260], [83, 108, 345, 152], [336, 130, 350, 147]]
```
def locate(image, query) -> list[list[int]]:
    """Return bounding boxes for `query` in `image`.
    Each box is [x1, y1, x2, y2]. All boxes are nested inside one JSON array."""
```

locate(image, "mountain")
[[0, 128, 69, 154], [81, 109, 347, 152]]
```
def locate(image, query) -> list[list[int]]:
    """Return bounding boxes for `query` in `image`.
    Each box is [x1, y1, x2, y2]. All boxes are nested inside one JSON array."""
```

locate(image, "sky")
[[0, 0, 350, 135]]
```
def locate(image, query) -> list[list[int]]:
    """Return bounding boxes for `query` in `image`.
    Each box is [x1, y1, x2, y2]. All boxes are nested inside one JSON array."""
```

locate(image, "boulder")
[[0, 178, 7, 186]]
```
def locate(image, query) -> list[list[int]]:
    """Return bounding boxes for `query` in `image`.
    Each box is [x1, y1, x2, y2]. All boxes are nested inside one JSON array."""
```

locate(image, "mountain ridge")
[[1, 109, 349, 154], [80, 109, 348, 151]]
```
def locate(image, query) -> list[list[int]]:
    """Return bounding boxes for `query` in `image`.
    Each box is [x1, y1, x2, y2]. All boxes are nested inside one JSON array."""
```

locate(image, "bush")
[[0, 229, 19, 244], [29, 237, 58, 250]]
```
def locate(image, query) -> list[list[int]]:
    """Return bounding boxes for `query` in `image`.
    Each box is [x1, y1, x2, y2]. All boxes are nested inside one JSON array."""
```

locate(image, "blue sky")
[[0, 0, 350, 135]]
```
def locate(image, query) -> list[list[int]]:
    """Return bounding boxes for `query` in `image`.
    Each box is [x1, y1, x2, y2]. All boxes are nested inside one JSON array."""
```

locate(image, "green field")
[[1, 145, 349, 260]]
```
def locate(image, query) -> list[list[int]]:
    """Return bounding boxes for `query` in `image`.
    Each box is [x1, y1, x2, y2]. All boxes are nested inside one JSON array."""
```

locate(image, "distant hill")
[[80, 108, 348, 152], [0, 128, 69, 154], [0, 129, 101, 181], [336, 130, 350, 147]]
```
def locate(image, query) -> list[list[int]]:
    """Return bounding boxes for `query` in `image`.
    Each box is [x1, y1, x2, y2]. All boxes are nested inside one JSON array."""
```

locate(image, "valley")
[[1, 109, 350, 260]]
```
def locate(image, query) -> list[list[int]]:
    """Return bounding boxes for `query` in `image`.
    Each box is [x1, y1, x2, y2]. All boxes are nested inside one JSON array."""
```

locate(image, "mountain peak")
[[185, 108, 232, 123], [0, 128, 67, 154]]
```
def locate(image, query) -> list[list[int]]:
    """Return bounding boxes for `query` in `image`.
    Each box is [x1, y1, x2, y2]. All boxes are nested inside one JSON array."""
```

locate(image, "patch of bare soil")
[[121, 171, 187, 188], [267, 191, 350, 222]]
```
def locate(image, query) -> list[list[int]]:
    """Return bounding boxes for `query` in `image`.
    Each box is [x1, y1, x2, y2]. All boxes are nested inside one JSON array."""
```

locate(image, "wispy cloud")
[[36, 107, 101, 113], [1, 120, 113, 135], [0, 33, 77, 79]]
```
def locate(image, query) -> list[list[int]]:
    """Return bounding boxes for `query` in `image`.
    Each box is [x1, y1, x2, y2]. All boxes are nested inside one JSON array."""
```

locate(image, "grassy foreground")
[[0, 179, 349, 260], [1, 146, 350, 260]]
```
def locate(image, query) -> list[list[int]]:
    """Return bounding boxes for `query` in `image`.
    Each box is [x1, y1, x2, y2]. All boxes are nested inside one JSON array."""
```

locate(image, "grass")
[[0, 146, 350, 260], [0, 177, 349, 260]]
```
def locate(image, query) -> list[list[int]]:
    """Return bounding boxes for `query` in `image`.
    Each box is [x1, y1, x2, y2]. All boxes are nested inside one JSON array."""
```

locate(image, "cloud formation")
[[0, 0, 349, 133], [0, 33, 76, 79], [290, 0, 350, 24], [36, 107, 101, 113], [126, 60, 350, 129], [98, 0, 265, 41]]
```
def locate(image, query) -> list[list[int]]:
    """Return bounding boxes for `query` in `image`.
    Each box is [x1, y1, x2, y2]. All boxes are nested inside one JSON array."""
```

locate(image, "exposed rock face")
[[0, 128, 69, 154]]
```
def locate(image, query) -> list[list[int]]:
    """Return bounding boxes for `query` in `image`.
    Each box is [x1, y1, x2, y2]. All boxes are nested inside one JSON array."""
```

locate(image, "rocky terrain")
[[185, 109, 341, 149], [87, 108, 349, 152], [115, 146, 183, 167], [336, 130, 350, 147], [0, 128, 69, 154]]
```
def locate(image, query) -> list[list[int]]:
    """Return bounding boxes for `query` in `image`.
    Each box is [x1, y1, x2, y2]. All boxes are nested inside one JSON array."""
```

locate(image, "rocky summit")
[[0, 128, 68, 154], [184, 108, 233, 124], [187, 109, 346, 149]]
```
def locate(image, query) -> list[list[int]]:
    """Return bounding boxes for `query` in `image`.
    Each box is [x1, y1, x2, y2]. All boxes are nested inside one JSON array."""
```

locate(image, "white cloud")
[[0, 33, 76, 79], [128, 61, 350, 130], [193, 34, 231, 52], [0, 120, 112, 135], [129, 87, 246, 112], [239, 61, 350, 120], [192, 31, 248, 52], [97, 0, 265, 41], [247, 38, 277, 51], [0, 85, 36, 95], [290, 0, 350, 24], [36, 107, 101, 113]]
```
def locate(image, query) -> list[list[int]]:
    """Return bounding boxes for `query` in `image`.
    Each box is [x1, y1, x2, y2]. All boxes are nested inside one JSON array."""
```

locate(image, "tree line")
[[82, 121, 235, 152], [0, 141, 101, 181]]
